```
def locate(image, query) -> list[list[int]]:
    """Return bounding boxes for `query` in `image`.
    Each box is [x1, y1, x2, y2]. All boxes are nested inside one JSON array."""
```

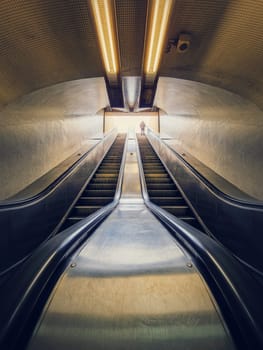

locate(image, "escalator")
[[58, 133, 126, 231], [1, 135, 263, 350], [137, 135, 204, 231]]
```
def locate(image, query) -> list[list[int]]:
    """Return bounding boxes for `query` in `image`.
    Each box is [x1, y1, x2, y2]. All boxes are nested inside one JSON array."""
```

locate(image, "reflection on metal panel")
[[27, 204, 234, 350], [121, 139, 142, 199], [27, 139, 235, 350]]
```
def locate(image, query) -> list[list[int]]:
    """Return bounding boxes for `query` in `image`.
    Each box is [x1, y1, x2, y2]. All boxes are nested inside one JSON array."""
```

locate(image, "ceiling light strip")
[[144, 0, 174, 76], [90, 0, 119, 76]]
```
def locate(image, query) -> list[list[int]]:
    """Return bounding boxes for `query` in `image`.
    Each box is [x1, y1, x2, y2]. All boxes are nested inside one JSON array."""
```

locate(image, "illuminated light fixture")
[[144, 0, 174, 75], [90, 0, 119, 76]]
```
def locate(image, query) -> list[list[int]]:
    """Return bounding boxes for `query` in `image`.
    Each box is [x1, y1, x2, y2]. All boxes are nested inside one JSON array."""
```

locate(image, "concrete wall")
[[0, 78, 109, 200], [155, 77, 263, 200]]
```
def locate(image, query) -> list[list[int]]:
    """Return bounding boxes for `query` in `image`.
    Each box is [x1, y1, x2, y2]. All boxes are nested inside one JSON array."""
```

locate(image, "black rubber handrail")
[[136, 134, 263, 350], [0, 129, 117, 208], [0, 133, 128, 350], [147, 129, 263, 208], [0, 203, 117, 350]]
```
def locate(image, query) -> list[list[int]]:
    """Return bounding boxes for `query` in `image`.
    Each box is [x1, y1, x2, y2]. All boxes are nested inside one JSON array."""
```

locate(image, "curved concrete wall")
[[0, 78, 109, 200], [155, 77, 263, 200]]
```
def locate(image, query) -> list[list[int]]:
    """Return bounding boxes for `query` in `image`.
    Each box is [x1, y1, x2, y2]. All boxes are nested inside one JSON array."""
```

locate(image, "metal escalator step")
[[145, 173, 169, 178], [147, 183, 176, 190], [100, 160, 121, 164], [146, 178, 173, 184], [100, 165, 120, 169], [99, 164, 120, 168], [91, 178, 118, 184], [148, 189, 179, 196], [144, 173, 168, 177], [150, 197, 185, 206], [162, 205, 191, 216], [104, 158, 121, 160], [87, 183, 116, 190], [94, 173, 118, 178], [102, 159, 121, 163], [143, 164, 163, 168], [72, 205, 102, 216], [142, 160, 159, 164], [96, 170, 120, 175], [58, 134, 125, 233], [102, 159, 121, 162], [138, 138, 204, 232], [141, 153, 157, 155], [143, 169, 166, 174], [143, 163, 163, 167], [102, 156, 121, 159], [141, 157, 158, 160], [99, 165, 120, 169], [78, 197, 114, 205], [145, 176, 174, 184], [143, 167, 164, 171], [84, 189, 116, 196], [142, 159, 159, 162]]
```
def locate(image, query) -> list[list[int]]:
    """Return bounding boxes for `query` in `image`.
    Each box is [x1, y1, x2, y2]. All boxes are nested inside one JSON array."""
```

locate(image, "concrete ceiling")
[[0, 0, 262, 111]]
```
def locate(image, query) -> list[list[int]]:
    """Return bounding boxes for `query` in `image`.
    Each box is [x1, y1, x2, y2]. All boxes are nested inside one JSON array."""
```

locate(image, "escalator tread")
[[138, 135, 204, 232], [58, 134, 126, 232]]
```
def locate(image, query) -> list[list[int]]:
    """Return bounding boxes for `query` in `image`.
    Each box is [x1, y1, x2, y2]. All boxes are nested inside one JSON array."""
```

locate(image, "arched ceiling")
[[0, 0, 262, 111], [160, 0, 263, 111], [0, 0, 104, 109]]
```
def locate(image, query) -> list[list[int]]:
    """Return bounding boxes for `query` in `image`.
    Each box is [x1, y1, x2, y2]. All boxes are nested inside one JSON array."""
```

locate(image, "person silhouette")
[[140, 121, 146, 135]]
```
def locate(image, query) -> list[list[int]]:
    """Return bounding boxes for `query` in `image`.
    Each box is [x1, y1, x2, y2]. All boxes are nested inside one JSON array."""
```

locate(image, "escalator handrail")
[[147, 128, 263, 208], [135, 133, 263, 350], [0, 129, 118, 209], [0, 133, 128, 350], [0, 202, 117, 350]]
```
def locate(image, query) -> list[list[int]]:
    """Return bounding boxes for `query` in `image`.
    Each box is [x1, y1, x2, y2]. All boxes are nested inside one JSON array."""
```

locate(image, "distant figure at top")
[[140, 120, 146, 135]]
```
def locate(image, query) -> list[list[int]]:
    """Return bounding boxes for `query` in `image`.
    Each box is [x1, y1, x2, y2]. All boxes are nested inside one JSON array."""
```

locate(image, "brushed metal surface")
[[121, 138, 142, 200], [27, 139, 235, 350]]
